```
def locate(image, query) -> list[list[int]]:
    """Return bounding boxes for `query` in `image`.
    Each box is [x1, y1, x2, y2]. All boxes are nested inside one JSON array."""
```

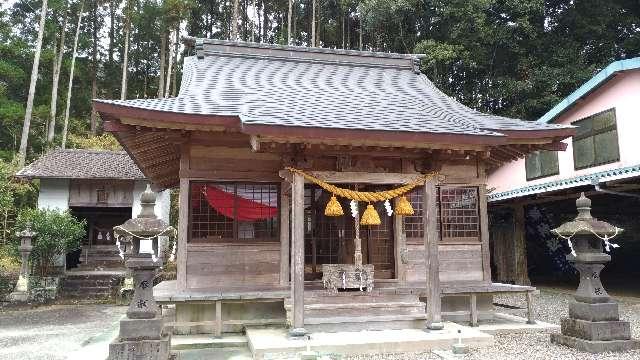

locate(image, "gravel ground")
[[346, 288, 640, 360], [0, 304, 126, 360]]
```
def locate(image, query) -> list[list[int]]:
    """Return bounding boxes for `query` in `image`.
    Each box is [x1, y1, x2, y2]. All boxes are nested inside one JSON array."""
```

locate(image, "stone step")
[[171, 335, 248, 351], [303, 314, 427, 332], [172, 347, 253, 360], [285, 301, 426, 317], [286, 292, 421, 305]]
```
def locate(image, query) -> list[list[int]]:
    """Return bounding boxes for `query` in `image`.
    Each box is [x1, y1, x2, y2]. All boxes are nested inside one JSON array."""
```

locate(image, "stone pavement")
[[0, 304, 126, 360]]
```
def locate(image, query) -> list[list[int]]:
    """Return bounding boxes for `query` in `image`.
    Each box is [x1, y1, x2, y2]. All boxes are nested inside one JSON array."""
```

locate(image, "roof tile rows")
[[15, 149, 145, 180], [95, 39, 569, 138]]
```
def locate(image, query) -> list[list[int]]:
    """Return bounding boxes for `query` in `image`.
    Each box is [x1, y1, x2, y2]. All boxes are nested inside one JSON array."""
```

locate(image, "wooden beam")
[[289, 172, 307, 337], [538, 141, 568, 152], [305, 171, 425, 184], [424, 178, 443, 330], [103, 120, 134, 132]]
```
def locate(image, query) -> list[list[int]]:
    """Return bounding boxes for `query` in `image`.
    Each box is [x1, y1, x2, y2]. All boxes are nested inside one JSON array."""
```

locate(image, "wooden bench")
[[441, 282, 537, 327]]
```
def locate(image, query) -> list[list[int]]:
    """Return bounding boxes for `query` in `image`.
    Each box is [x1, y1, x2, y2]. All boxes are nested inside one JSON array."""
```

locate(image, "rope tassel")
[[325, 195, 344, 216], [394, 195, 414, 216], [360, 204, 381, 225]]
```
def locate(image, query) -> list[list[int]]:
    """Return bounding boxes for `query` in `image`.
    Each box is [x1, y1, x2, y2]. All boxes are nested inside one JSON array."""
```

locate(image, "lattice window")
[[96, 188, 108, 203], [438, 186, 480, 243], [403, 188, 424, 243], [403, 188, 442, 244], [189, 182, 279, 243]]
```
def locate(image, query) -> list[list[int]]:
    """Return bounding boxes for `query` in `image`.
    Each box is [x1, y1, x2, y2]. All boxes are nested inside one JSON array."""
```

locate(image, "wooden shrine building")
[[95, 39, 574, 335]]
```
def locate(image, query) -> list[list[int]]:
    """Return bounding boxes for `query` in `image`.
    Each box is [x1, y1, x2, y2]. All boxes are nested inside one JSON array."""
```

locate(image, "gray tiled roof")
[[95, 39, 568, 137], [15, 149, 145, 180]]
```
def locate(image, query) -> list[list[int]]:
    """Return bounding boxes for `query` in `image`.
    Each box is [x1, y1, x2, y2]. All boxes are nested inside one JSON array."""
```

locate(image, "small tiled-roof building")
[[16, 149, 170, 271]]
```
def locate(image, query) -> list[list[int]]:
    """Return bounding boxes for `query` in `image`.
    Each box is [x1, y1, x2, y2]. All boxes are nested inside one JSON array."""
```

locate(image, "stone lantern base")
[[107, 314, 170, 360], [551, 300, 640, 353], [107, 335, 170, 360], [7, 275, 30, 301]]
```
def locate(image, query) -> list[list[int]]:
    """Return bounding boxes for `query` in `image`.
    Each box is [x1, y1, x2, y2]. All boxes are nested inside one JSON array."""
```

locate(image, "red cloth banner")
[[203, 186, 278, 221]]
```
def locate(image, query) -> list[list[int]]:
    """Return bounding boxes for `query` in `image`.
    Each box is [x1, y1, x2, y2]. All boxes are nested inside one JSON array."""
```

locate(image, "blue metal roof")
[[488, 164, 640, 202], [537, 57, 640, 124]]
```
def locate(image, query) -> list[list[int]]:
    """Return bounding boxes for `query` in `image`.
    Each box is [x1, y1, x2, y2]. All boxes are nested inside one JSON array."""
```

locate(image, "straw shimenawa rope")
[[286, 167, 438, 202]]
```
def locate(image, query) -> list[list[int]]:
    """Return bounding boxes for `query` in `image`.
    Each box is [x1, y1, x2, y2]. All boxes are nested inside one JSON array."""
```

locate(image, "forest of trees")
[[0, 0, 639, 166]]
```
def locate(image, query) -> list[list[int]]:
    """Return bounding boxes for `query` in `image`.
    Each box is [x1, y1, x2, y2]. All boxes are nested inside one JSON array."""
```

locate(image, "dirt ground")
[[0, 304, 126, 360]]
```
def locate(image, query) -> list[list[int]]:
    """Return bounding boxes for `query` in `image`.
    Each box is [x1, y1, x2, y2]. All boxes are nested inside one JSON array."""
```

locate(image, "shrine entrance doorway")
[[303, 185, 395, 281]]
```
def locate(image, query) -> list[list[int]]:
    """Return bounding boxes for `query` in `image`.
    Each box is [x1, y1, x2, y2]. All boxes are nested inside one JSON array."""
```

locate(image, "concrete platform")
[[246, 323, 493, 359], [476, 312, 560, 334]]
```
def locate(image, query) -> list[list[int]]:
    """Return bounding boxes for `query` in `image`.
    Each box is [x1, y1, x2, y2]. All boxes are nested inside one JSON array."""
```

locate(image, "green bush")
[[13, 209, 86, 276]]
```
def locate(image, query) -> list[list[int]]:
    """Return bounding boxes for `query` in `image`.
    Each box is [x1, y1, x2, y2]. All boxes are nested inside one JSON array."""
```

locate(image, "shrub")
[[13, 208, 86, 276]]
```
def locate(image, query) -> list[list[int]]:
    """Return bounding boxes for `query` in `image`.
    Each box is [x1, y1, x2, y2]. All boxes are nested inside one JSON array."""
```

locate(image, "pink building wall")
[[488, 70, 640, 194]]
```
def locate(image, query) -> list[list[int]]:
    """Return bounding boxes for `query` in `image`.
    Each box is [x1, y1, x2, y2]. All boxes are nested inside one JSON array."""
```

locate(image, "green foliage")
[[13, 208, 86, 276], [67, 133, 122, 151], [0, 0, 639, 166]]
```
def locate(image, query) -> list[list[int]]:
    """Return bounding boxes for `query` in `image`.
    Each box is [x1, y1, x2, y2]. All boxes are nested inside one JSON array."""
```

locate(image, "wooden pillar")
[[177, 177, 189, 291], [289, 172, 307, 337], [177, 144, 190, 291], [394, 197, 407, 283], [479, 185, 492, 284], [215, 300, 222, 337], [513, 203, 531, 286], [279, 181, 291, 286], [424, 179, 443, 330]]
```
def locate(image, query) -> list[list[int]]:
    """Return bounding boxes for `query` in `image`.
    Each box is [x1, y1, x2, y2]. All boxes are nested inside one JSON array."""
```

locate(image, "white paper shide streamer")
[[350, 200, 358, 218], [384, 200, 393, 216]]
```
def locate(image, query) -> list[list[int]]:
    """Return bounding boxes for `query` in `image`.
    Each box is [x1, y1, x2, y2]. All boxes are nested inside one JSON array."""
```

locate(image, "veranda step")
[[171, 334, 248, 351], [303, 314, 427, 332], [305, 314, 427, 325], [286, 293, 421, 305], [284, 301, 424, 310]]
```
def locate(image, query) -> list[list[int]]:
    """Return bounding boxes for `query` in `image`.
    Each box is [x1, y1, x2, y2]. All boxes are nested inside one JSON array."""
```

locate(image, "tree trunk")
[[158, 32, 166, 98], [164, 29, 174, 98], [90, 0, 98, 135], [231, 0, 240, 40], [109, 0, 115, 63], [48, 8, 68, 146], [287, 0, 293, 44], [17, 0, 49, 167], [359, 17, 363, 50], [311, 0, 316, 47], [261, 0, 267, 42], [171, 27, 178, 96], [121, 0, 131, 101], [61, 2, 85, 149], [342, 13, 345, 49]]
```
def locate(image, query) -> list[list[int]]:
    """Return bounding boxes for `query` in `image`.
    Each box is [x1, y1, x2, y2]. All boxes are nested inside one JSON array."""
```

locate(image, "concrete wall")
[[132, 180, 172, 255], [37, 178, 70, 211], [132, 180, 171, 223], [488, 70, 640, 194]]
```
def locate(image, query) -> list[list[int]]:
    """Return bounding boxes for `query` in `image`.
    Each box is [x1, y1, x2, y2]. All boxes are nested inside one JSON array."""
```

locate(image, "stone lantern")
[[108, 185, 175, 360], [550, 193, 639, 353], [8, 225, 36, 302]]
